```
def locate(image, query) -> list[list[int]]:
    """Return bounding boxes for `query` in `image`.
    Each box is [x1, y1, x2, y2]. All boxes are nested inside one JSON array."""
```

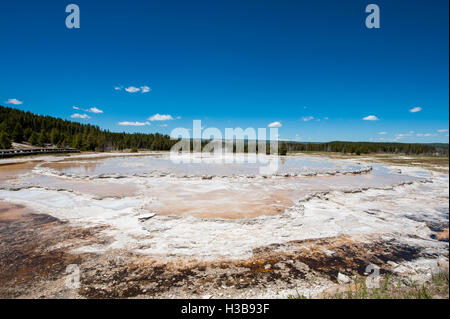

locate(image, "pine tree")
[[0, 131, 12, 149], [12, 123, 24, 143], [72, 134, 83, 149], [50, 128, 60, 145], [279, 142, 287, 156], [37, 130, 48, 146], [29, 131, 39, 146], [24, 127, 33, 141]]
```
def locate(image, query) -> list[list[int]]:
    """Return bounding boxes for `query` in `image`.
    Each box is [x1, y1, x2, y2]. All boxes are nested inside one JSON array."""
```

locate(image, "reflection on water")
[[43, 154, 367, 177], [0, 154, 430, 219]]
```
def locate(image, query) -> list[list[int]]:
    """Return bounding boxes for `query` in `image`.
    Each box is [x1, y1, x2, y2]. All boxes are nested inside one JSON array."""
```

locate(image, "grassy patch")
[[289, 271, 449, 299]]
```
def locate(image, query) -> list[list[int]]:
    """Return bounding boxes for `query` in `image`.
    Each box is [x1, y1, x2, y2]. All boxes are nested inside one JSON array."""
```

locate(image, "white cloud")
[[148, 114, 174, 121], [396, 133, 412, 137], [416, 133, 437, 137], [140, 86, 151, 93], [5, 98, 23, 105], [114, 86, 122, 91], [409, 107, 422, 113], [437, 129, 448, 133], [125, 86, 141, 93], [71, 113, 91, 119], [176, 116, 182, 120], [301, 116, 314, 122], [123, 85, 151, 93], [323, 117, 329, 120], [118, 121, 151, 126], [72, 106, 104, 114], [363, 115, 379, 121], [268, 121, 282, 128], [89, 107, 103, 114], [378, 132, 387, 135]]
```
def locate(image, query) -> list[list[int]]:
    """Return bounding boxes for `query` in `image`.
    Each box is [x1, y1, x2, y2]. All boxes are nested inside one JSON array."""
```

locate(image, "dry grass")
[[289, 271, 449, 299]]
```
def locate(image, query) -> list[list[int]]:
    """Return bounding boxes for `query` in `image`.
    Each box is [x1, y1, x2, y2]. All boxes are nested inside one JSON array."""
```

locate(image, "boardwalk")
[[0, 148, 79, 158]]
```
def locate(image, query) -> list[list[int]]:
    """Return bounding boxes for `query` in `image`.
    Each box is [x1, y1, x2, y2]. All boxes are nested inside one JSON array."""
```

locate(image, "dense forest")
[[283, 140, 449, 156], [0, 105, 448, 156], [0, 105, 176, 151], [203, 140, 448, 156]]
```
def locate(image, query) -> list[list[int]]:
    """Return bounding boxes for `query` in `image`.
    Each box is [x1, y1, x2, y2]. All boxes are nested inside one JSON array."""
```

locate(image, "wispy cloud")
[[118, 121, 151, 126], [148, 114, 174, 121], [363, 115, 379, 121], [5, 98, 23, 105], [125, 86, 141, 93], [140, 86, 151, 93], [301, 116, 314, 122], [437, 129, 448, 133], [73, 106, 104, 114], [71, 113, 91, 119], [268, 121, 282, 128], [416, 133, 437, 137], [90, 107, 103, 114], [396, 133, 413, 137], [409, 107, 422, 113], [378, 131, 387, 135], [159, 124, 168, 127], [120, 85, 152, 93]]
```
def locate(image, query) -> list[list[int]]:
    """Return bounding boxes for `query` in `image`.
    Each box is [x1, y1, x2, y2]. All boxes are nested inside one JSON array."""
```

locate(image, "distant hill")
[[283, 140, 448, 156], [1, 105, 448, 156], [0, 105, 176, 151]]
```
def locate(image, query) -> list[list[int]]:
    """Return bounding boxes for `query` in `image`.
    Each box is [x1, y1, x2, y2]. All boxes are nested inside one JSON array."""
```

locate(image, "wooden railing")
[[0, 148, 80, 158]]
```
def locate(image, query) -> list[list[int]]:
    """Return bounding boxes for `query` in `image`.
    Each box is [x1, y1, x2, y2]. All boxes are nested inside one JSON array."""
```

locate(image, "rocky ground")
[[0, 203, 447, 299], [0, 153, 448, 299]]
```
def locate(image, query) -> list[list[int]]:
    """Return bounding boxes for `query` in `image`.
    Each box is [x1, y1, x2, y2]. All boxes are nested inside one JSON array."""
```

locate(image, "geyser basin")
[[2, 153, 425, 219], [39, 153, 369, 178], [0, 153, 447, 260]]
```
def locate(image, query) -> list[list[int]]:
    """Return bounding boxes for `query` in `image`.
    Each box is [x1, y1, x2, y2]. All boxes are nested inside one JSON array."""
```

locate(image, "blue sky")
[[1, 0, 448, 143]]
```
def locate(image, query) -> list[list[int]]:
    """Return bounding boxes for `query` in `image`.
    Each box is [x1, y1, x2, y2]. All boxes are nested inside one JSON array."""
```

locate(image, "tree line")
[[283, 140, 448, 156], [1, 105, 447, 156], [0, 106, 176, 151]]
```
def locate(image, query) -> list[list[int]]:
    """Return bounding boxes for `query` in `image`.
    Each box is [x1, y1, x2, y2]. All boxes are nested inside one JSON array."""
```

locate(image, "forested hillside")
[[0, 105, 448, 155], [0, 106, 176, 151], [284, 140, 449, 156]]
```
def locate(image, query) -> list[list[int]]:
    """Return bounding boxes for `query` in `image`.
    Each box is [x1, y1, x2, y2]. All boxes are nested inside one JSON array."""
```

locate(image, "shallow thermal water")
[[39, 153, 366, 177], [0, 153, 448, 260]]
